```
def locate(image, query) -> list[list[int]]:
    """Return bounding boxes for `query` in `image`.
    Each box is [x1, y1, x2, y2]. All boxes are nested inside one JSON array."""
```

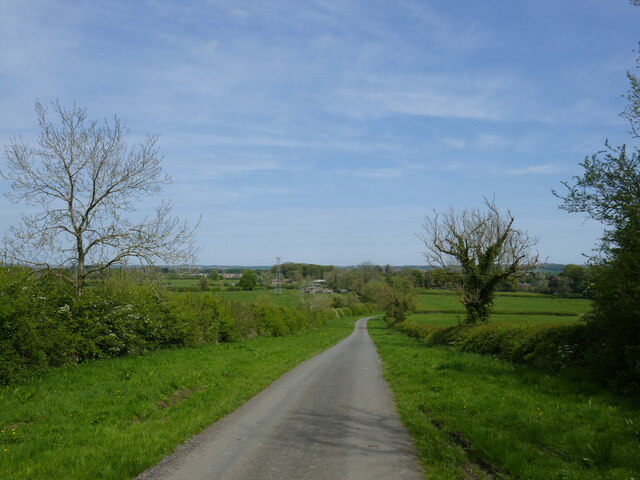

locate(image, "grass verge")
[[0, 315, 359, 480], [368, 318, 640, 480]]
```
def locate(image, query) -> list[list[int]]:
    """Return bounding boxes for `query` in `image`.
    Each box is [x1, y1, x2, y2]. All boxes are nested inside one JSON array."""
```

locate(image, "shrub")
[[427, 323, 594, 372], [393, 322, 443, 343], [395, 319, 613, 380], [168, 292, 239, 345], [0, 267, 344, 385], [0, 267, 74, 383]]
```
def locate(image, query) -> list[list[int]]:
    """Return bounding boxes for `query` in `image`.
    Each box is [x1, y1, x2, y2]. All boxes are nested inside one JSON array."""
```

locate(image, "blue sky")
[[1, 0, 639, 266]]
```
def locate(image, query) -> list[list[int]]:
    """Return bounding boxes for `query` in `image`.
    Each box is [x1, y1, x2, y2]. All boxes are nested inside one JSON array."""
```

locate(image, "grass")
[[0, 315, 359, 480], [411, 291, 592, 328], [214, 289, 306, 307], [164, 278, 238, 288], [161, 283, 309, 308], [369, 318, 640, 479], [407, 313, 583, 328]]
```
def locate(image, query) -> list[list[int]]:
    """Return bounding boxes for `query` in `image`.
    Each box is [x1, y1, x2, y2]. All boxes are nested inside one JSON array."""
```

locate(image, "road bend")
[[136, 317, 424, 480]]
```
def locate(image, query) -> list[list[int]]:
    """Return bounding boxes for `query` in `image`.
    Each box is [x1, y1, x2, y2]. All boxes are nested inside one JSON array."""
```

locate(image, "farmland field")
[[214, 289, 306, 307], [410, 290, 591, 328]]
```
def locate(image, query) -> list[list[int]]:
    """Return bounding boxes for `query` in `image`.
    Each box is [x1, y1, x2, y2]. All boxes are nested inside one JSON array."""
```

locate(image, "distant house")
[[221, 273, 243, 279], [305, 279, 333, 294]]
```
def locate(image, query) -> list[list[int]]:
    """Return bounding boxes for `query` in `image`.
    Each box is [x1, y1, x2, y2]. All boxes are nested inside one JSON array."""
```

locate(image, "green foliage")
[[0, 268, 354, 385], [168, 293, 237, 344], [197, 276, 209, 291], [334, 302, 378, 318], [72, 276, 183, 361], [556, 56, 640, 392], [561, 264, 588, 295], [423, 268, 456, 288], [238, 270, 258, 290], [272, 262, 335, 281], [422, 200, 539, 324], [381, 277, 417, 325], [587, 258, 640, 393], [359, 279, 388, 305], [0, 267, 74, 384], [427, 323, 593, 373], [396, 289, 640, 394]]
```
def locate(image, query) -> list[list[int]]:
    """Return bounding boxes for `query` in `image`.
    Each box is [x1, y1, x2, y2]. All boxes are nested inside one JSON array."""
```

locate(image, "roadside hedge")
[[0, 267, 357, 385], [393, 321, 594, 370], [392, 320, 640, 395], [334, 302, 378, 318], [392, 320, 619, 379]]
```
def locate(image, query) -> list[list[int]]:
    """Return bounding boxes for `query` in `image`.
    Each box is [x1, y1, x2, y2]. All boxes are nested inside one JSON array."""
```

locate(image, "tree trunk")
[[75, 250, 85, 298]]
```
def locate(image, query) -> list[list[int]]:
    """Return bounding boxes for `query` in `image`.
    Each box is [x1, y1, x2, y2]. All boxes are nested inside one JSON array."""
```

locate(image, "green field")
[[410, 290, 591, 327], [163, 279, 308, 307], [164, 278, 236, 288], [164, 277, 204, 287], [369, 318, 640, 479], [0, 315, 359, 480], [406, 313, 584, 327], [214, 289, 306, 307]]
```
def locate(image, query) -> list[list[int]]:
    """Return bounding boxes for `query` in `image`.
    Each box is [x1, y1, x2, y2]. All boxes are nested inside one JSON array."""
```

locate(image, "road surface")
[[136, 317, 424, 480]]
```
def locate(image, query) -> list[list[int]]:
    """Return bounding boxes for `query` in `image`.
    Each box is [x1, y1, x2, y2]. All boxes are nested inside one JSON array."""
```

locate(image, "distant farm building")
[[305, 279, 333, 294]]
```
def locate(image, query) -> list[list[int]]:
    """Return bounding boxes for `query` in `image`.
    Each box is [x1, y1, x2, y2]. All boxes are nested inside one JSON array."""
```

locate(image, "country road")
[[135, 317, 424, 480]]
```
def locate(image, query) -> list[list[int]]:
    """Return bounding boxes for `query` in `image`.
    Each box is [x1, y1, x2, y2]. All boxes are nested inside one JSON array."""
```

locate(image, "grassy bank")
[[369, 318, 640, 479], [0, 315, 359, 480]]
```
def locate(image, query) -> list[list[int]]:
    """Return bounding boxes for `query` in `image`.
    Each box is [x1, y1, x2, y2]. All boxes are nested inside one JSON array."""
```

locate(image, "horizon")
[[2, 1, 638, 266]]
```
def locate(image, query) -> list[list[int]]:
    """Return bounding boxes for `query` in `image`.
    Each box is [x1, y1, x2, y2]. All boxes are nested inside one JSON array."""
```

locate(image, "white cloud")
[[333, 168, 407, 179], [170, 160, 283, 181], [506, 164, 564, 176]]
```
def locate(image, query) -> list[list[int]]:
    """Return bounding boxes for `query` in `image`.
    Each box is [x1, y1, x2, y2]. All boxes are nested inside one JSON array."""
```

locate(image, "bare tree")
[[420, 199, 539, 323], [2, 100, 199, 297]]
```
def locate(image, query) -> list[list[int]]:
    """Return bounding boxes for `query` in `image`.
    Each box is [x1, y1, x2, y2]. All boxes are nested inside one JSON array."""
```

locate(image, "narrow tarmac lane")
[[136, 317, 424, 480]]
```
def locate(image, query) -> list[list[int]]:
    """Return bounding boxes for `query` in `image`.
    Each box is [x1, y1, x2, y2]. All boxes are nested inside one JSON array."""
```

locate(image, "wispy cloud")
[[170, 160, 283, 180], [506, 164, 564, 176], [333, 168, 407, 179], [332, 72, 516, 122], [1, 0, 636, 265], [439, 133, 543, 153]]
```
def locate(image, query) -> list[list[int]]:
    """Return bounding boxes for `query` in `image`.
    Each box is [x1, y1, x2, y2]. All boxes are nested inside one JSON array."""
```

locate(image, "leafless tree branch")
[[419, 198, 540, 323], [1, 100, 199, 297]]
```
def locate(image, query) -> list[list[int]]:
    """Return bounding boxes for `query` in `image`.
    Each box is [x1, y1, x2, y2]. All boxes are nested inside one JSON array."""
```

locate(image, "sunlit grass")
[[412, 291, 591, 330], [406, 313, 583, 328], [0, 316, 358, 480], [415, 291, 591, 314], [214, 289, 306, 307], [369, 318, 640, 480]]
